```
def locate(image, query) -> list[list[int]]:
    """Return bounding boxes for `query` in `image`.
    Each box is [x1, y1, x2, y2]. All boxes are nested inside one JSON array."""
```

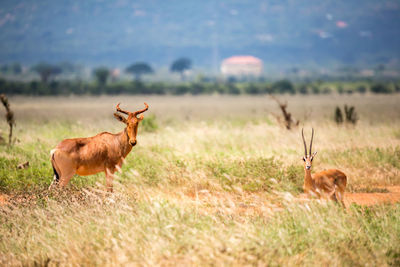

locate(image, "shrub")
[[227, 83, 241, 94], [334, 105, 358, 125], [244, 84, 261, 94], [190, 83, 206, 95], [272, 80, 295, 94], [298, 85, 308, 94], [311, 85, 320, 94], [334, 106, 343, 124], [371, 83, 393, 94], [344, 105, 358, 124], [175, 85, 190, 95], [321, 87, 332, 94], [356, 85, 367, 94]]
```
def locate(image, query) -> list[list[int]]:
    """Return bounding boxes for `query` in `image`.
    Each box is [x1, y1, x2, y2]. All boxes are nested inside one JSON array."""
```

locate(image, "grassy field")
[[1, 94, 400, 266]]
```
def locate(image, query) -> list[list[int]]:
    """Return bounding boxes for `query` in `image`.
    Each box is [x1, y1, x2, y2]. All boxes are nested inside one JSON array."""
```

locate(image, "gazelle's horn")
[[116, 103, 130, 115], [133, 102, 149, 117], [301, 128, 307, 157], [309, 128, 314, 155]]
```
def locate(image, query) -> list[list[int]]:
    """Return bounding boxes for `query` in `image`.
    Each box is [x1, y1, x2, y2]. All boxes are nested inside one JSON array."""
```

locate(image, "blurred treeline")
[[0, 61, 399, 95], [0, 78, 399, 95]]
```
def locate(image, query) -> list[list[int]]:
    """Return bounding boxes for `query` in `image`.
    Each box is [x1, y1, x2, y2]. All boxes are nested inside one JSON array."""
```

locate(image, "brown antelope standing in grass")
[[301, 128, 347, 205], [49, 103, 149, 192]]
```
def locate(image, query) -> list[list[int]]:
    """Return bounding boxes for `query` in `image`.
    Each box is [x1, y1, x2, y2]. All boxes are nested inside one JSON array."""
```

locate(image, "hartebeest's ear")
[[114, 113, 127, 123], [138, 114, 144, 121]]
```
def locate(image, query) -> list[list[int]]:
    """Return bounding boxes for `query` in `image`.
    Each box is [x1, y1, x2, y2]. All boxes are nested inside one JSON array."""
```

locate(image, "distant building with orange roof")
[[221, 55, 263, 77]]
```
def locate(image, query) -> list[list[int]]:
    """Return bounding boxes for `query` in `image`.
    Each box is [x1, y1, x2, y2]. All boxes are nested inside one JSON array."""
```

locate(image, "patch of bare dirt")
[[0, 194, 8, 206], [345, 186, 400, 206]]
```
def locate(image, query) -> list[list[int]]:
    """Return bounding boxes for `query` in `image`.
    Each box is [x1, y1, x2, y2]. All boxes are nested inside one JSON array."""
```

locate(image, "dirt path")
[[2, 186, 400, 209], [345, 186, 400, 206], [0, 194, 7, 206]]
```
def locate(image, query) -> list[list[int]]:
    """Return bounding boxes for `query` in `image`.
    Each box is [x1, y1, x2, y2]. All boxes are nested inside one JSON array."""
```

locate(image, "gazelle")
[[49, 103, 149, 192], [301, 128, 347, 205]]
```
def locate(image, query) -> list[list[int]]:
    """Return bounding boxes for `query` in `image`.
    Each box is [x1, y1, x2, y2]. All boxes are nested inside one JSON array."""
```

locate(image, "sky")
[[0, 0, 399, 70]]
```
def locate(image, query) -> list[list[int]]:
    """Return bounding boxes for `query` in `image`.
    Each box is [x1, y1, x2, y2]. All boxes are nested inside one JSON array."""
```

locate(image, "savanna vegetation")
[[0, 78, 400, 96], [0, 94, 400, 266]]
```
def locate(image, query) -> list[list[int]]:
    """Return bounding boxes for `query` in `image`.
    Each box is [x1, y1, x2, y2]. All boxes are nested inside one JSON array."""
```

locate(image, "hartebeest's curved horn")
[[309, 128, 314, 156], [301, 128, 307, 157], [116, 103, 130, 115], [133, 102, 149, 117]]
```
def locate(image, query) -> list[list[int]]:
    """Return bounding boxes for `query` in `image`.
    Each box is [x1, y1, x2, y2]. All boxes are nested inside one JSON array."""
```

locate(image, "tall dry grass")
[[0, 94, 400, 266]]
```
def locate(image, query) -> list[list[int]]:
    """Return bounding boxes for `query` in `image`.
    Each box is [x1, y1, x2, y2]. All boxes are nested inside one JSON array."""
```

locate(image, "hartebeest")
[[301, 128, 347, 205], [49, 103, 149, 192]]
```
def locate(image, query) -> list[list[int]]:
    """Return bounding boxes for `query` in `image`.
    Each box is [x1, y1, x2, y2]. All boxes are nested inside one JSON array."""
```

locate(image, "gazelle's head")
[[301, 128, 317, 170], [114, 102, 149, 146]]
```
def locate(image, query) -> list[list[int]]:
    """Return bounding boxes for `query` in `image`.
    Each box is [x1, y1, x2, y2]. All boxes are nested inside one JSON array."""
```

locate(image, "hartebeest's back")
[[49, 103, 149, 192]]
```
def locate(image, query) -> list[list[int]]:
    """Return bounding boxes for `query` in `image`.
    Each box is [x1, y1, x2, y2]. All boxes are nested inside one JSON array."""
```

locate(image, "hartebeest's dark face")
[[125, 114, 144, 146], [114, 103, 148, 146]]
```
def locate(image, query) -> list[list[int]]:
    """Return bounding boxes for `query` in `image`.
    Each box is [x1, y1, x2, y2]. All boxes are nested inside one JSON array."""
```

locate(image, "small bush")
[[334, 105, 358, 125], [334, 106, 343, 124], [356, 85, 367, 94], [344, 105, 358, 124]]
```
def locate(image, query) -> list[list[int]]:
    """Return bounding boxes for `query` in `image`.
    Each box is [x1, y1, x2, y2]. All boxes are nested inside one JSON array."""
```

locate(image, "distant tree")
[[370, 83, 392, 94], [93, 67, 110, 86], [170, 57, 192, 80], [227, 83, 240, 94], [337, 85, 344, 94], [245, 83, 260, 94], [356, 85, 367, 94], [311, 85, 320, 94], [272, 79, 295, 94], [31, 63, 62, 83], [126, 62, 154, 81], [395, 83, 400, 93], [298, 84, 308, 94]]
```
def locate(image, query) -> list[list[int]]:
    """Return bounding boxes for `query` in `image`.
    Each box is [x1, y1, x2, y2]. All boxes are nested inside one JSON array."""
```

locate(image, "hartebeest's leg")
[[51, 150, 76, 188], [59, 170, 76, 187], [105, 168, 115, 192]]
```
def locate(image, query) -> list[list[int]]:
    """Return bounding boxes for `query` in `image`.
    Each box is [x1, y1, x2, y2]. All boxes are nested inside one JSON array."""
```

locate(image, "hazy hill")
[[0, 0, 399, 69]]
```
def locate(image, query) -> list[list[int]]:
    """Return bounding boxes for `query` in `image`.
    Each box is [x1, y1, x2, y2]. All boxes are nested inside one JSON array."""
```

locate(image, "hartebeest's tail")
[[49, 149, 60, 188]]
